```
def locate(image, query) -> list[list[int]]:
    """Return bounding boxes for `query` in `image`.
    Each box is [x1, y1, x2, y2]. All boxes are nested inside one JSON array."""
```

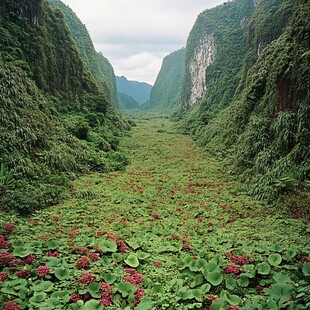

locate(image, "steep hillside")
[[0, 0, 128, 214], [182, 0, 309, 204], [146, 48, 185, 112], [48, 0, 118, 107], [182, 0, 255, 111], [116, 76, 152, 105], [118, 92, 140, 110]]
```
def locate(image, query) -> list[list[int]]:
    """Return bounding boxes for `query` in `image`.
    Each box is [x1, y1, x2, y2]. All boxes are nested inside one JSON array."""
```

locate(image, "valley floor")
[[1, 117, 309, 309]]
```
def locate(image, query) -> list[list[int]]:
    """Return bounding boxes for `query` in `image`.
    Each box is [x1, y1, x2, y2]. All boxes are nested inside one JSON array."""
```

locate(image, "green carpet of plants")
[[0, 118, 309, 309]]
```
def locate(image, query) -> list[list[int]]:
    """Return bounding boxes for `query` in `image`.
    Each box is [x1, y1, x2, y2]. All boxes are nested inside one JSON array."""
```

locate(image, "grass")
[[0, 117, 309, 309]]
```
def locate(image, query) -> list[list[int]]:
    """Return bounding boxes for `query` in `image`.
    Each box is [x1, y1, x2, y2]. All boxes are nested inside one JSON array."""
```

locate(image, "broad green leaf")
[[99, 239, 117, 252], [32, 280, 54, 292], [237, 274, 249, 287], [124, 254, 139, 267], [226, 277, 236, 290], [268, 283, 293, 305], [268, 254, 282, 266], [103, 273, 117, 284], [88, 282, 101, 298], [225, 291, 241, 306], [257, 262, 271, 275], [84, 299, 103, 310], [117, 282, 137, 297], [29, 292, 47, 305], [51, 291, 70, 303], [55, 267, 70, 280], [135, 297, 152, 310], [205, 271, 223, 286], [302, 262, 310, 276], [46, 257, 61, 268]]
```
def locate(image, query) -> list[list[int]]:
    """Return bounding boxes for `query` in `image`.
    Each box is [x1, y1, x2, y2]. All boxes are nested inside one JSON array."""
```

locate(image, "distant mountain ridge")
[[116, 76, 152, 105]]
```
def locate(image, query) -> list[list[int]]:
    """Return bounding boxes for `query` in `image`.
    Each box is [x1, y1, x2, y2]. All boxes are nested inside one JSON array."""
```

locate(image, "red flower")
[[152, 213, 159, 219], [0, 234, 11, 248], [228, 218, 236, 223], [3, 223, 14, 232], [198, 217, 203, 222], [119, 220, 127, 226], [70, 294, 82, 303], [226, 252, 248, 265], [47, 251, 59, 257], [3, 302, 21, 310], [221, 204, 227, 209], [99, 282, 114, 307], [72, 247, 89, 254], [23, 254, 36, 265], [154, 261, 162, 268], [227, 306, 240, 310], [0, 271, 8, 282], [124, 268, 144, 285], [16, 269, 31, 279], [36, 266, 50, 278], [302, 256, 310, 263], [88, 253, 100, 261], [78, 273, 96, 284], [224, 264, 240, 274], [0, 252, 17, 268], [117, 240, 127, 253], [76, 256, 91, 269], [209, 294, 218, 303]]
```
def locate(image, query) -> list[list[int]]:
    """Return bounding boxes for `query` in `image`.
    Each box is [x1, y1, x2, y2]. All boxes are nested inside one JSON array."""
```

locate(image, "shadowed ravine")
[[1, 118, 309, 309]]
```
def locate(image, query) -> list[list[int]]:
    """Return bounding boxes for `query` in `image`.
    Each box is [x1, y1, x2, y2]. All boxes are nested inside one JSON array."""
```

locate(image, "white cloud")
[[61, 0, 225, 84]]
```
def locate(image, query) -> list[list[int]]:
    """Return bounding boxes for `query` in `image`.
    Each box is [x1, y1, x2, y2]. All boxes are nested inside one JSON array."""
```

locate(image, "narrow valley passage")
[[2, 117, 309, 309]]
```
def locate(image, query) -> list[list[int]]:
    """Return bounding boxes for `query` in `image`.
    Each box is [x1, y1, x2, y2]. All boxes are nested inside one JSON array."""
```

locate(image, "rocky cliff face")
[[182, 0, 254, 111], [187, 33, 216, 107]]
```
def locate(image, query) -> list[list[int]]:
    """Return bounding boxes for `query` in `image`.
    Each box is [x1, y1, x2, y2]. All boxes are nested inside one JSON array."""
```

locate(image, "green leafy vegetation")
[[144, 48, 185, 112], [0, 0, 129, 214], [0, 118, 309, 309], [179, 0, 309, 208]]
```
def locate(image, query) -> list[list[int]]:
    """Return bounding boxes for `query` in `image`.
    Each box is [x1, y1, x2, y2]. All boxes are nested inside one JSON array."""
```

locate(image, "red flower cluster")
[[72, 247, 88, 254], [76, 256, 91, 269], [117, 240, 127, 253], [124, 268, 144, 285], [226, 252, 248, 265], [23, 254, 36, 265], [224, 264, 240, 274], [228, 218, 237, 223], [0, 252, 18, 268], [154, 261, 162, 268], [99, 282, 114, 307], [209, 294, 218, 303], [70, 294, 82, 303], [78, 273, 96, 284], [152, 213, 159, 219], [36, 266, 50, 278], [0, 235, 11, 248], [47, 251, 59, 257], [88, 253, 100, 261], [124, 269, 144, 306], [302, 256, 310, 263], [16, 269, 31, 279], [3, 223, 14, 232], [3, 302, 21, 310], [0, 271, 8, 282]]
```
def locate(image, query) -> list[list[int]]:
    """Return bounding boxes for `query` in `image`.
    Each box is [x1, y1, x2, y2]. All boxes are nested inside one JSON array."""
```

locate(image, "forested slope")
[[145, 48, 185, 112], [0, 0, 129, 214], [180, 0, 309, 204], [48, 0, 118, 107]]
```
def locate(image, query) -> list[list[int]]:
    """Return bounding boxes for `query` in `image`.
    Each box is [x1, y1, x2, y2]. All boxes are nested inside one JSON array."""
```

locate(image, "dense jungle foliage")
[[118, 92, 140, 111], [0, 0, 129, 214], [180, 0, 309, 206], [145, 48, 185, 113], [48, 0, 118, 108]]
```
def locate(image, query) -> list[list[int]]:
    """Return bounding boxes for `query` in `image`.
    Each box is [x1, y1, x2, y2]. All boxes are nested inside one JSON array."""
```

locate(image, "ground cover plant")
[[0, 118, 309, 309]]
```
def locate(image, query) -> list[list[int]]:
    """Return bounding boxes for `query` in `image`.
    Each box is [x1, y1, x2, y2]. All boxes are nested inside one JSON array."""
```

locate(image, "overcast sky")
[[61, 0, 225, 85]]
